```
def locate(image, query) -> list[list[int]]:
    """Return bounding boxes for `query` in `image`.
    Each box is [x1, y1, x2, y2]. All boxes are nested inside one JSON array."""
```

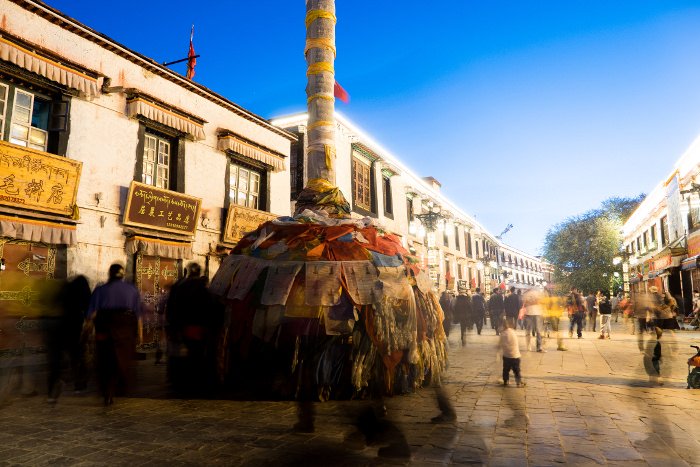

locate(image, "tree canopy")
[[543, 195, 644, 295]]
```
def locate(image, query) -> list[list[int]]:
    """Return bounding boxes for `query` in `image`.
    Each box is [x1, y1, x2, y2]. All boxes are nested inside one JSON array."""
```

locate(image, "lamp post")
[[416, 202, 445, 290]]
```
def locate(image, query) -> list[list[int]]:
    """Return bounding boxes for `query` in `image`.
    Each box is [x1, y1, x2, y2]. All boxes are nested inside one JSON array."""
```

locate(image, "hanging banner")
[[123, 181, 201, 236], [0, 141, 82, 216], [222, 205, 277, 244]]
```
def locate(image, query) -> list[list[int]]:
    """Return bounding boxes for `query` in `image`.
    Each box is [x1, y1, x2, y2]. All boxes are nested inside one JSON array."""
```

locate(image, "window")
[[661, 216, 669, 246], [382, 176, 393, 215], [466, 232, 472, 257], [642, 231, 648, 248], [650, 225, 656, 242], [406, 197, 414, 224], [352, 156, 372, 212], [636, 236, 641, 252], [142, 133, 172, 189], [454, 225, 460, 251], [0, 84, 52, 152], [443, 227, 449, 247], [229, 162, 262, 209]]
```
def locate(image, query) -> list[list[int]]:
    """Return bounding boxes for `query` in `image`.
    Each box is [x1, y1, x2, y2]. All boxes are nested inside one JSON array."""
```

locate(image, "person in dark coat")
[[88, 264, 141, 406], [46, 275, 92, 403], [439, 291, 454, 338], [504, 286, 520, 329], [470, 288, 486, 335], [488, 288, 506, 335], [166, 262, 222, 396], [453, 291, 472, 345]]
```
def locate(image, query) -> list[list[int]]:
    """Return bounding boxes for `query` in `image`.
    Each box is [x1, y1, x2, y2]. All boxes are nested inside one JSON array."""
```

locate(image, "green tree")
[[543, 195, 644, 294]]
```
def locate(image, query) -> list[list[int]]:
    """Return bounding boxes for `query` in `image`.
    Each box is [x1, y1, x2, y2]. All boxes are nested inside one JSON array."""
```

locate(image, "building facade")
[[0, 0, 293, 350], [622, 134, 700, 313]]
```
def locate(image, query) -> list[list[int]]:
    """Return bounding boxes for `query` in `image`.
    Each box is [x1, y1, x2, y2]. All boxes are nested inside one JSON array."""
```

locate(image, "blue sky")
[[45, 0, 700, 255]]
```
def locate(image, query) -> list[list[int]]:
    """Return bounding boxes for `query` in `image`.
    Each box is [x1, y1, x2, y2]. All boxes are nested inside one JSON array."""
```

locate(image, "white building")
[[0, 0, 293, 347], [622, 133, 700, 311]]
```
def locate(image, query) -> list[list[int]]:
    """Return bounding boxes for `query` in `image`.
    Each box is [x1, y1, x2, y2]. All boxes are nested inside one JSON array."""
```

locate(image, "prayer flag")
[[186, 25, 196, 80], [334, 80, 349, 103]]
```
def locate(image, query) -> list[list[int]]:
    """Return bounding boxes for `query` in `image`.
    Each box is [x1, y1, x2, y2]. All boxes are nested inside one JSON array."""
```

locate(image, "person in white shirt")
[[499, 321, 525, 387]]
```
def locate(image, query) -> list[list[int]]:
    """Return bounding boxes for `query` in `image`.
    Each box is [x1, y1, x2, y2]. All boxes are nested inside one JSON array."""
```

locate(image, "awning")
[[682, 255, 700, 271], [0, 215, 76, 245], [125, 235, 193, 260], [0, 36, 101, 97], [218, 134, 286, 172], [127, 98, 205, 140]]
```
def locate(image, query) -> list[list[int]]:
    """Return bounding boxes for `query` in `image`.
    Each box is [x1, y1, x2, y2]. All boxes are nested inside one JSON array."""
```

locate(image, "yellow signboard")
[[0, 141, 82, 216], [223, 205, 277, 244]]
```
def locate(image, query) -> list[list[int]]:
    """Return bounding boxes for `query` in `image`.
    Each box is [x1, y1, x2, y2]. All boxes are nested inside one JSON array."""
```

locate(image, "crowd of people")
[[41, 262, 222, 406], [439, 283, 697, 387]]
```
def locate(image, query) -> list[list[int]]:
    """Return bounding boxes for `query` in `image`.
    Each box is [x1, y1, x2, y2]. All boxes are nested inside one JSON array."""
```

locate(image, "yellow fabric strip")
[[305, 38, 336, 57], [307, 120, 334, 131], [305, 9, 337, 29], [306, 62, 334, 76], [307, 93, 335, 105], [324, 144, 335, 171]]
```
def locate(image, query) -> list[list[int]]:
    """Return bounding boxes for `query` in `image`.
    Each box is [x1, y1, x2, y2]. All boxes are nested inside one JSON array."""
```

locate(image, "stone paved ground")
[[1, 319, 700, 466]]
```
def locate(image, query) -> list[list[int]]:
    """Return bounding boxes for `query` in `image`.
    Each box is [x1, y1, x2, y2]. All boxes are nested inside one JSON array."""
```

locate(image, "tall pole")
[[305, 0, 336, 184]]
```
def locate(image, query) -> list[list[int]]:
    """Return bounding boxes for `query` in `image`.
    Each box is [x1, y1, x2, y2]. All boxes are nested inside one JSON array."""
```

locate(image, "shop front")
[[121, 181, 201, 349], [648, 246, 689, 314], [0, 141, 82, 373]]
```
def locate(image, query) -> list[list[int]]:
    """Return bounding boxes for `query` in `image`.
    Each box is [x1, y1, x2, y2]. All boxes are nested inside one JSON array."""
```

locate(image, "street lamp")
[[416, 202, 444, 233]]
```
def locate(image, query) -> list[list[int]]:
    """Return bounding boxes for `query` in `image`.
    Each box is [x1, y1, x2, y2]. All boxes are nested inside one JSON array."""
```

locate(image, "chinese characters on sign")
[[123, 181, 202, 235], [0, 141, 82, 216], [223, 205, 277, 244]]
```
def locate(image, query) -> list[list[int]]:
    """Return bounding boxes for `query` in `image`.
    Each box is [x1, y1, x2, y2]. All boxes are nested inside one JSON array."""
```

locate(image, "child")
[[499, 321, 525, 387]]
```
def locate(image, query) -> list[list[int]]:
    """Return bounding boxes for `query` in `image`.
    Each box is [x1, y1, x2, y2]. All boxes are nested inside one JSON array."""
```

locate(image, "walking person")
[[488, 288, 505, 335], [610, 292, 621, 323], [598, 293, 612, 339], [586, 291, 598, 332], [568, 287, 585, 339], [87, 264, 142, 406], [498, 320, 525, 387], [504, 287, 520, 329], [470, 288, 486, 336], [439, 290, 454, 339], [453, 291, 472, 345], [523, 289, 545, 352], [46, 275, 92, 403], [543, 290, 567, 351]]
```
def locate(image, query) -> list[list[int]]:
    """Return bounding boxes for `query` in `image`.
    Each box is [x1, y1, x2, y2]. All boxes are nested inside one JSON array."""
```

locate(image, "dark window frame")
[[134, 123, 184, 192]]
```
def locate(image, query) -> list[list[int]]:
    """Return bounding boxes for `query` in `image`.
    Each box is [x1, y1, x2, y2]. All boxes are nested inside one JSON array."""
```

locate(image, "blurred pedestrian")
[[166, 262, 222, 396], [46, 275, 92, 403], [453, 290, 472, 345], [488, 288, 505, 335], [87, 263, 141, 406], [610, 292, 621, 323], [439, 290, 454, 339], [598, 293, 612, 339], [543, 291, 567, 351], [470, 288, 486, 335], [504, 287, 520, 329], [586, 291, 597, 332], [523, 289, 545, 352], [568, 287, 585, 338]]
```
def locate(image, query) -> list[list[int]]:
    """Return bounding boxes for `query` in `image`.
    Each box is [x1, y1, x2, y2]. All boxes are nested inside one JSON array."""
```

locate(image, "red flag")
[[334, 80, 350, 103], [186, 25, 196, 80]]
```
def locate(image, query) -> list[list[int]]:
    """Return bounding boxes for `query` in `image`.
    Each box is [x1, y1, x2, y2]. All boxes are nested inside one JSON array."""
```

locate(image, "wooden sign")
[[0, 141, 81, 216], [123, 181, 201, 236], [688, 233, 700, 256], [223, 205, 277, 244]]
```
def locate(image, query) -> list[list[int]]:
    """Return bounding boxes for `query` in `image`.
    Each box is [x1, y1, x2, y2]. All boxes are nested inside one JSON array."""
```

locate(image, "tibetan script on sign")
[[123, 181, 202, 236], [0, 141, 81, 216], [223, 205, 277, 244]]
